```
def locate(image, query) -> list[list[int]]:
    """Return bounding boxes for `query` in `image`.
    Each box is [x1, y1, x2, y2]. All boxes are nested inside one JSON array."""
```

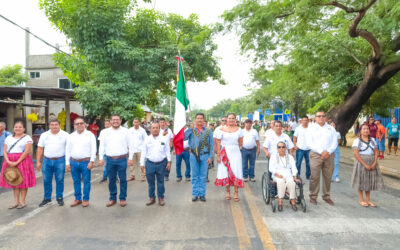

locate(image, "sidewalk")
[[341, 134, 400, 179]]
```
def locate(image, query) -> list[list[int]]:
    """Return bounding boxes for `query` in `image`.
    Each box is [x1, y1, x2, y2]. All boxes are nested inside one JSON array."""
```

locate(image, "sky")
[[0, 0, 252, 110]]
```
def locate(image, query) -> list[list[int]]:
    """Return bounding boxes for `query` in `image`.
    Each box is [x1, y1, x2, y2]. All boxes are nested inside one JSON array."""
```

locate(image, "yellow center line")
[[230, 198, 252, 249], [244, 184, 276, 250]]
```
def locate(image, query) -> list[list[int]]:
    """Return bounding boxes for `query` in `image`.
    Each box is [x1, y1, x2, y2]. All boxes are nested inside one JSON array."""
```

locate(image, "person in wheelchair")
[[269, 141, 299, 211]]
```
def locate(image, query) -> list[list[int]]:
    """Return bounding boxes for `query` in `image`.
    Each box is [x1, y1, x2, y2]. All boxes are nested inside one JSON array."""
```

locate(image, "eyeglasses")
[[74, 122, 85, 125], [277, 146, 286, 149], [315, 115, 326, 118]]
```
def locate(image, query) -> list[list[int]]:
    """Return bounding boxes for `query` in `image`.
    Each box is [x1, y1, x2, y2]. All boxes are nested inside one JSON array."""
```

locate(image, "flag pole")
[[178, 50, 192, 117]]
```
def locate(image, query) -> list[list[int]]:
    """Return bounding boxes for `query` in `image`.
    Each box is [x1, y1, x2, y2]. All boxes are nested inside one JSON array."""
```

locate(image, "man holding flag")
[[172, 55, 213, 202]]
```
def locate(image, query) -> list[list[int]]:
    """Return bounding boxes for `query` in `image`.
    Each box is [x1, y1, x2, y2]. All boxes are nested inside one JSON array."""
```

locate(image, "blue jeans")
[[0, 156, 3, 173], [176, 150, 191, 178], [295, 149, 310, 179], [70, 160, 91, 201], [332, 147, 340, 180], [190, 153, 208, 197], [241, 148, 256, 178], [102, 156, 108, 179], [42, 156, 66, 200], [106, 156, 127, 201], [145, 158, 167, 199]]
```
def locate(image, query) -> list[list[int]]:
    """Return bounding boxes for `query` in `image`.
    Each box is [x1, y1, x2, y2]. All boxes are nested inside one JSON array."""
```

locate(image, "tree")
[[40, 0, 223, 119], [0, 65, 27, 86], [223, 0, 400, 135]]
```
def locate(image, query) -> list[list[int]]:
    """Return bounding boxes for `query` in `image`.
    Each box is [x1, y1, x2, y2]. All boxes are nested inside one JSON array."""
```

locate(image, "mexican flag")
[[173, 56, 189, 155]]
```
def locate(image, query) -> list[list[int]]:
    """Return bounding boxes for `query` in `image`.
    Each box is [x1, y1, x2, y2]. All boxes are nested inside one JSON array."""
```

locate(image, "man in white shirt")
[[65, 117, 97, 207], [242, 119, 260, 182], [263, 121, 294, 158], [36, 118, 69, 207], [140, 122, 171, 206], [306, 111, 338, 206], [99, 114, 134, 207], [289, 118, 298, 137], [159, 118, 173, 181], [293, 116, 311, 180], [128, 118, 148, 182], [264, 120, 276, 140], [98, 119, 111, 183]]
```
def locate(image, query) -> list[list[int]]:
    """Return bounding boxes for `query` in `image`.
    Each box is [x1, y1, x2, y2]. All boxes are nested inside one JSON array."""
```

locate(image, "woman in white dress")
[[215, 113, 244, 202]]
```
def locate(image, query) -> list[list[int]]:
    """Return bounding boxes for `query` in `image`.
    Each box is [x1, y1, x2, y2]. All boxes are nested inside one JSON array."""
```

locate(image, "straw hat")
[[3, 167, 23, 186]]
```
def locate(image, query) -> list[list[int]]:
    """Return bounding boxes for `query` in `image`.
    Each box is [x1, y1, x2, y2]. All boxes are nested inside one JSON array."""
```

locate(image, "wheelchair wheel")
[[262, 172, 270, 204], [300, 198, 307, 213], [271, 198, 277, 212]]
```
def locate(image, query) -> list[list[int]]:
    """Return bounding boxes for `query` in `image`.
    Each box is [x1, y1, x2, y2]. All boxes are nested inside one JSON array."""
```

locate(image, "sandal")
[[359, 201, 368, 207], [8, 204, 19, 209], [17, 203, 26, 209], [234, 191, 239, 202], [367, 201, 377, 207]]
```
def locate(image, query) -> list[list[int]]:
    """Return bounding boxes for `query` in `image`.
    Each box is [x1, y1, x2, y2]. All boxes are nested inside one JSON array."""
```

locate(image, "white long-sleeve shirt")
[[99, 127, 133, 160], [306, 123, 338, 154], [140, 134, 171, 166], [128, 126, 148, 153], [269, 154, 298, 179], [65, 129, 97, 165]]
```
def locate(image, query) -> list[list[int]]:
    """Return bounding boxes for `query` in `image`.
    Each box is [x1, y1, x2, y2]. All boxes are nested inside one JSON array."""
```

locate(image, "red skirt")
[[0, 153, 36, 189]]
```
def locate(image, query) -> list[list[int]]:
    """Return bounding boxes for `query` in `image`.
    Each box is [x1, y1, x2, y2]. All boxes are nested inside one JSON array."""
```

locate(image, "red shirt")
[[89, 124, 99, 136], [368, 123, 378, 138]]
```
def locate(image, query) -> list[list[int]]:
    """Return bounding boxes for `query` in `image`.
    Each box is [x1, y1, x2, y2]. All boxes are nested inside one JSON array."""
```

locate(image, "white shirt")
[[183, 139, 189, 149], [263, 132, 294, 155], [269, 154, 297, 179], [213, 126, 223, 139], [129, 126, 148, 153], [38, 130, 69, 158], [161, 127, 173, 145], [242, 128, 259, 149], [306, 123, 338, 154], [294, 126, 310, 150], [290, 121, 298, 131], [98, 127, 133, 160], [65, 130, 97, 165], [264, 128, 274, 140], [140, 134, 172, 166], [352, 138, 375, 155], [4, 135, 33, 154]]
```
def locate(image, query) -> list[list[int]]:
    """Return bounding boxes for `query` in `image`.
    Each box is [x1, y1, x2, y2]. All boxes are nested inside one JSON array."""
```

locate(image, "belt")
[[106, 154, 127, 160], [71, 157, 90, 162], [45, 156, 64, 160], [242, 147, 256, 151], [184, 147, 190, 151], [146, 158, 167, 165]]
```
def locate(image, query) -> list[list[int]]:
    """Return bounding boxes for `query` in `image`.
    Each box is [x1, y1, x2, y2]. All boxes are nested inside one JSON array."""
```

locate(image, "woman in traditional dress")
[[0, 121, 36, 209], [215, 113, 244, 202], [351, 123, 384, 207]]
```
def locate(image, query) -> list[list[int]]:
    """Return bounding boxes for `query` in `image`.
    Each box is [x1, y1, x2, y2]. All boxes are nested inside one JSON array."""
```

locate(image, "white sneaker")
[[335, 178, 340, 183]]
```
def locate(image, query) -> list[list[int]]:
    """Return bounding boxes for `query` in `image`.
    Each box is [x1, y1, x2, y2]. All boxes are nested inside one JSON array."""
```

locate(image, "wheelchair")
[[262, 170, 307, 212]]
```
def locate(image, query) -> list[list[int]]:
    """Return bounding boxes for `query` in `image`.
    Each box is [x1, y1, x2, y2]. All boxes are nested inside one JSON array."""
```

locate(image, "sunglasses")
[[277, 146, 286, 149], [315, 115, 326, 118]]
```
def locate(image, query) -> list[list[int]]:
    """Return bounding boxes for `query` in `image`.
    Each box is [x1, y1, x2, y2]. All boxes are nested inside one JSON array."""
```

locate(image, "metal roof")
[[0, 100, 47, 107], [0, 86, 75, 100]]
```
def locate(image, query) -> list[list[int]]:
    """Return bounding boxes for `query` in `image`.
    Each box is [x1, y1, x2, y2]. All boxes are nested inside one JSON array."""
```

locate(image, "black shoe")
[[176, 177, 182, 182], [192, 196, 199, 202], [99, 178, 107, 183], [57, 198, 64, 206], [38, 199, 51, 207], [165, 177, 169, 181], [291, 204, 298, 212], [186, 177, 191, 182], [278, 204, 283, 212], [199, 196, 206, 202]]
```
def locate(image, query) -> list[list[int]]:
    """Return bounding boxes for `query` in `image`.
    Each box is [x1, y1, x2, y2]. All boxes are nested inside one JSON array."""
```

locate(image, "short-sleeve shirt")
[[368, 123, 378, 138], [293, 126, 309, 150], [352, 138, 375, 155], [38, 130, 69, 158], [242, 128, 259, 149], [5, 135, 33, 154], [263, 132, 294, 155], [161, 127, 173, 145], [386, 123, 400, 138]]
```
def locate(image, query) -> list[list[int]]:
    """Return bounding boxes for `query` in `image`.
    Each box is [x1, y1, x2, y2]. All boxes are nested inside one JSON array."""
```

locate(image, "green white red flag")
[[173, 56, 189, 155]]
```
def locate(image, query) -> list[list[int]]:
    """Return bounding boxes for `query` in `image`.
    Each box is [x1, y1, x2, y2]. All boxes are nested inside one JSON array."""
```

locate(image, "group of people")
[[0, 110, 394, 211]]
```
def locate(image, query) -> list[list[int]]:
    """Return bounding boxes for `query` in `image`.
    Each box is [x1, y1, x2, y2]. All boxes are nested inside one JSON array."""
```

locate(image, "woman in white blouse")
[[269, 141, 299, 211]]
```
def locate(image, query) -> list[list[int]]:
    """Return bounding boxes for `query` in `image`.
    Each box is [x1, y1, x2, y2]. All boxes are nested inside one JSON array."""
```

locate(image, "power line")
[[0, 13, 70, 55]]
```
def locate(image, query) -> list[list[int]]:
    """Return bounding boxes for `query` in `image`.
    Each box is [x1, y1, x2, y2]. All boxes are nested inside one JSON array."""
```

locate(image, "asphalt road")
[[0, 149, 399, 250]]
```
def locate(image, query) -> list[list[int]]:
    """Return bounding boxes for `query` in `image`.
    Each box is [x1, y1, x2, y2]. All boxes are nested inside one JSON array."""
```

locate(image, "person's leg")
[[82, 161, 91, 201], [20, 188, 27, 205], [275, 178, 285, 204], [388, 138, 393, 155], [13, 188, 19, 205], [304, 150, 311, 179], [129, 154, 135, 179], [176, 152, 183, 178], [136, 153, 145, 180], [42, 158, 53, 200], [242, 150, 249, 179], [199, 155, 209, 197], [322, 154, 335, 200], [117, 158, 127, 201], [107, 159, 118, 201], [394, 138, 399, 155], [358, 190, 365, 202], [249, 149, 256, 179], [295, 149, 304, 175], [70, 160, 82, 201], [183, 150, 191, 179], [332, 147, 340, 181], [190, 154, 200, 197], [155, 160, 166, 199], [54, 157, 66, 200], [309, 152, 323, 200], [145, 161, 156, 199], [286, 177, 296, 200], [103, 156, 108, 179]]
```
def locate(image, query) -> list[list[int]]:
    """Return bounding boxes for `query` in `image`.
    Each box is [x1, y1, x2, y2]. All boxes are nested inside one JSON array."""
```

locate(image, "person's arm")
[[140, 138, 147, 170], [208, 130, 214, 161], [165, 139, 172, 171], [88, 133, 97, 170], [293, 136, 298, 150], [256, 140, 260, 156], [65, 136, 71, 172], [98, 133, 105, 166], [353, 148, 370, 170], [3, 145, 10, 165], [263, 139, 270, 158], [371, 147, 379, 170], [36, 146, 44, 171], [216, 139, 222, 163]]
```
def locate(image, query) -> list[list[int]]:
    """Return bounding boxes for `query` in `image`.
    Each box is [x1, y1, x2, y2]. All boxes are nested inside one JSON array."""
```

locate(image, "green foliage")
[[0, 65, 27, 86], [40, 0, 223, 119], [223, 0, 400, 116]]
